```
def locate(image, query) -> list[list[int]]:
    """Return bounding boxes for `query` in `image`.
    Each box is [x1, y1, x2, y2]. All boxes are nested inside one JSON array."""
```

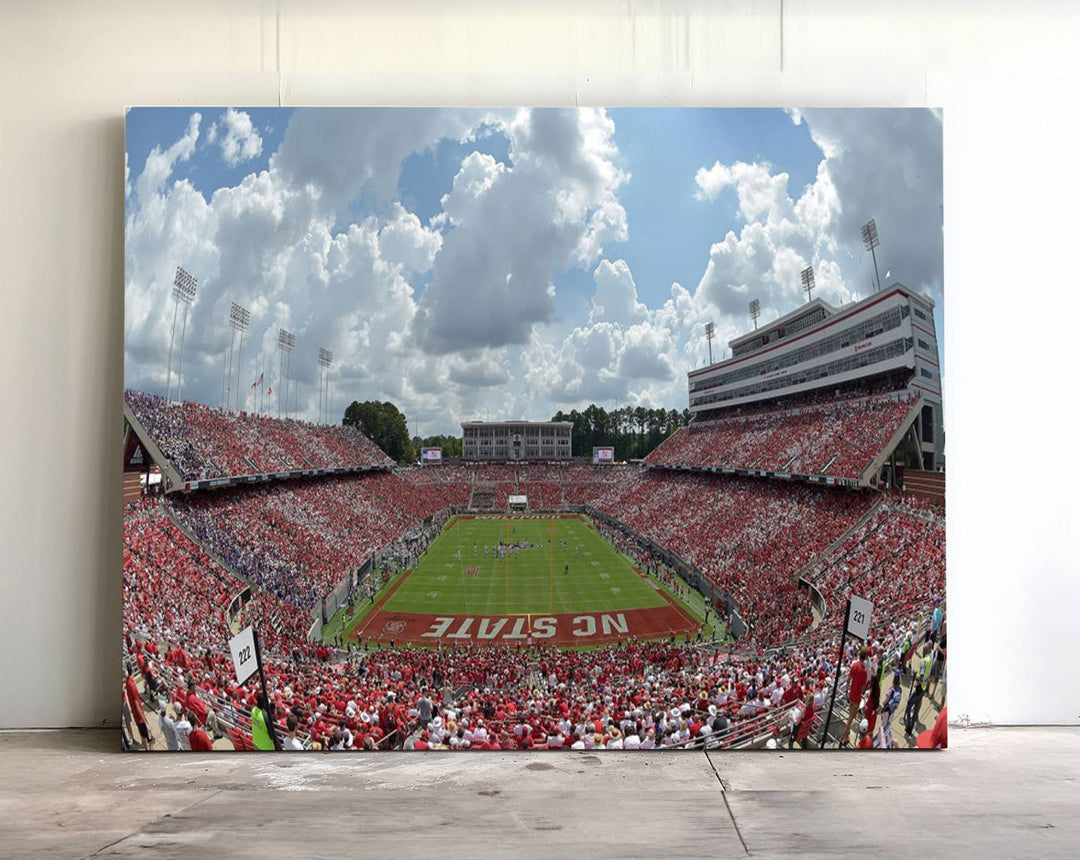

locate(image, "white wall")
[[1, 0, 1077, 727]]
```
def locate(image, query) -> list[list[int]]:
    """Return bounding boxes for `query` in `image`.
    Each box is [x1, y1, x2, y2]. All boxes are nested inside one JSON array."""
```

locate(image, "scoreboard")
[[592, 446, 615, 464], [421, 447, 442, 464]]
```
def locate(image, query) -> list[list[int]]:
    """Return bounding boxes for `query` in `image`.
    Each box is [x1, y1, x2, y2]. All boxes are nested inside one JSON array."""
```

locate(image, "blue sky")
[[125, 107, 289, 209], [124, 107, 943, 434], [608, 107, 823, 305]]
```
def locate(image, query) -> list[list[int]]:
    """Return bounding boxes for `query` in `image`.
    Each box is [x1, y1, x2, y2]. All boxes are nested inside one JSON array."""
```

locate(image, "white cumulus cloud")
[[208, 108, 263, 167]]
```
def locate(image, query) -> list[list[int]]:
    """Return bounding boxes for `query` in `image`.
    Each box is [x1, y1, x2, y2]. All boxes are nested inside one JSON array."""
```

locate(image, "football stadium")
[[122, 280, 946, 754]]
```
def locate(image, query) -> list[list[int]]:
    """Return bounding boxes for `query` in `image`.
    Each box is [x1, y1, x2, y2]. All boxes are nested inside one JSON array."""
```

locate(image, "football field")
[[348, 514, 707, 647], [385, 514, 664, 616]]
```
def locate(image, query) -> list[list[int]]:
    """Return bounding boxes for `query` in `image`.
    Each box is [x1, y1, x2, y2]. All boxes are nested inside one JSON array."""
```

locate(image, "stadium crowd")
[[646, 391, 917, 480], [123, 491, 946, 752], [592, 471, 876, 647], [122, 388, 945, 753], [167, 474, 420, 609], [809, 496, 945, 636], [127, 588, 944, 752], [125, 390, 392, 481]]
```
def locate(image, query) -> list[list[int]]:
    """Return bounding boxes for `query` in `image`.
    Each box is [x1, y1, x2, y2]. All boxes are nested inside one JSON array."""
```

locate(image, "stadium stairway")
[[122, 473, 143, 505], [903, 470, 945, 506], [858, 395, 926, 487], [792, 492, 884, 631], [469, 482, 496, 510]]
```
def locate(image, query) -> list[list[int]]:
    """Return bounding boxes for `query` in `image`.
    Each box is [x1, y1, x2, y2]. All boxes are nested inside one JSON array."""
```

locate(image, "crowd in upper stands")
[[125, 390, 392, 481], [646, 390, 917, 480]]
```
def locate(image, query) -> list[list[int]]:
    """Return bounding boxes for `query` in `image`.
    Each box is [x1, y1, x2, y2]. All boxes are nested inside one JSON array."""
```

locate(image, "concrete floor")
[[1, 728, 1076, 859]]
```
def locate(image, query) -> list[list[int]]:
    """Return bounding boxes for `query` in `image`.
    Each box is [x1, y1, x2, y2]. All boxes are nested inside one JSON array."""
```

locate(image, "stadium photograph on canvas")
[[122, 107, 945, 753]]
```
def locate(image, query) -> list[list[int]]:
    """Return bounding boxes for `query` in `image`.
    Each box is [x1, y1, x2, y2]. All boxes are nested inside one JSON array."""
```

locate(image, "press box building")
[[687, 283, 943, 471], [461, 420, 574, 461]]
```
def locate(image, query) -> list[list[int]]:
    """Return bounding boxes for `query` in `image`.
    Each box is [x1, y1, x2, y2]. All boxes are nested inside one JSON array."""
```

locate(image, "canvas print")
[[122, 107, 945, 752]]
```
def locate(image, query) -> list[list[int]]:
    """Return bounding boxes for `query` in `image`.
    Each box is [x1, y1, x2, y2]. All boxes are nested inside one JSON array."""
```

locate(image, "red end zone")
[[351, 572, 702, 647]]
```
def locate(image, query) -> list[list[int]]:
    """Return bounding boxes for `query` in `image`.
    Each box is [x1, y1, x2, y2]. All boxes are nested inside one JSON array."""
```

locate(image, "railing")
[[125, 635, 311, 750]]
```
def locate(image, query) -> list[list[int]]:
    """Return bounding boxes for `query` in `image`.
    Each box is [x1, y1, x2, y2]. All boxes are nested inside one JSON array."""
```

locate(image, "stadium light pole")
[[166, 266, 197, 403], [277, 328, 294, 418], [704, 321, 715, 366], [223, 320, 235, 409], [749, 298, 761, 331], [222, 334, 230, 409], [173, 269, 197, 403], [861, 218, 881, 293], [166, 288, 180, 399], [228, 302, 250, 413], [325, 349, 333, 423], [317, 347, 332, 424], [800, 265, 815, 303], [165, 266, 197, 403], [326, 351, 333, 422]]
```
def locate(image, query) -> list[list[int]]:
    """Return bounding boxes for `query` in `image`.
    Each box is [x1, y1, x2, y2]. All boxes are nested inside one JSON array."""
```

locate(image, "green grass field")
[[383, 515, 665, 616], [321, 514, 729, 645]]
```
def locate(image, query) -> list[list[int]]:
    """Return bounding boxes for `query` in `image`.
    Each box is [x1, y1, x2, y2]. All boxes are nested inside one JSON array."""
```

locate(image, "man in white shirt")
[[283, 715, 305, 751], [157, 702, 179, 751], [173, 710, 193, 751]]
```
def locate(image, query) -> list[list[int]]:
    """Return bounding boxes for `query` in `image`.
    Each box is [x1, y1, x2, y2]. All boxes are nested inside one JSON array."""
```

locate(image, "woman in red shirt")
[[789, 692, 816, 750], [124, 673, 153, 750]]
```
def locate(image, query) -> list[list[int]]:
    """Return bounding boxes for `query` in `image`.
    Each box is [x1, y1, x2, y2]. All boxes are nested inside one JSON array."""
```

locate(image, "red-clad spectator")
[[124, 671, 153, 751], [188, 717, 214, 751], [842, 647, 869, 745]]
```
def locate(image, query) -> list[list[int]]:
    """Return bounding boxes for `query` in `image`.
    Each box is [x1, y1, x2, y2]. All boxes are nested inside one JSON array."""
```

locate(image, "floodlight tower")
[[861, 218, 882, 293], [277, 328, 295, 418], [317, 347, 332, 424], [228, 302, 250, 412], [326, 350, 334, 424], [800, 265, 816, 303], [165, 266, 197, 403], [749, 298, 761, 330], [704, 322, 715, 366]]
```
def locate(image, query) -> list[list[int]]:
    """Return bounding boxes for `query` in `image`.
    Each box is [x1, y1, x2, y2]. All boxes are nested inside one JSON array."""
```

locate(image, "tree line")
[[343, 399, 689, 465], [550, 404, 692, 461]]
